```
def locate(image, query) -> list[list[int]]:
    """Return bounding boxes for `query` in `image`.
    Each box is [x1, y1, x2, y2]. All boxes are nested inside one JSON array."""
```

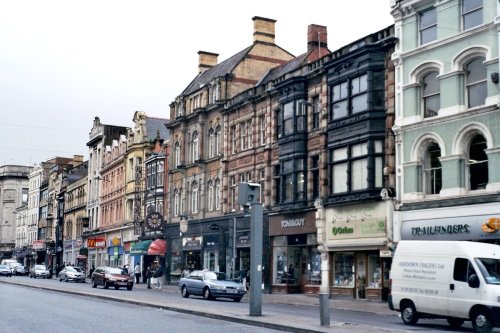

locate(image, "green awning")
[[130, 240, 152, 255]]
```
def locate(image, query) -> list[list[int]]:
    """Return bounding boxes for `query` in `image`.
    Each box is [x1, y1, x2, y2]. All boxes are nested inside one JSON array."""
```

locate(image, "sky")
[[0, 1, 394, 166]]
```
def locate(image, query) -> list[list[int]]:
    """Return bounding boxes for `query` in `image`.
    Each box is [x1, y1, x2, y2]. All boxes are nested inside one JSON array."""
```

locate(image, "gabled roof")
[[181, 46, 253, 97], [256, 53, 309, 86], [146, 117, 169, 141]]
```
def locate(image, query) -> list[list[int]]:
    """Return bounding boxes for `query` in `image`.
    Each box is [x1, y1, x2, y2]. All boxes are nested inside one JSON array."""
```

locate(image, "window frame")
[[419, 7, 437, 45], [330, 73, 369, 120], [465, 56, 487, 108], [462, 0, 483, 30]]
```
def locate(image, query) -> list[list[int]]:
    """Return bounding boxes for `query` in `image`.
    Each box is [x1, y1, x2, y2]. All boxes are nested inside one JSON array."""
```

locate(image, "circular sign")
[[146, 212, 164, 231]]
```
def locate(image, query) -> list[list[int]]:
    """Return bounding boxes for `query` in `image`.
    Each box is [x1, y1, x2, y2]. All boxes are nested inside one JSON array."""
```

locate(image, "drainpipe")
[[315, 199, 330, 327]]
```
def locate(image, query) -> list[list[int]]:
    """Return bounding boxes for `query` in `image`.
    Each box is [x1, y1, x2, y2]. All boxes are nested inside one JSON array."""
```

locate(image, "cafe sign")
[[87, 237, 106, 248]]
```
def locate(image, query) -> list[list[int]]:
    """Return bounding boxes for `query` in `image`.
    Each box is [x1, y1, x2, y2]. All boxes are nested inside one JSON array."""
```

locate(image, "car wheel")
[[181, 285, 190, 298], [203, 287, 212, 300], [92, 279, 97, 288], [447, 318, 464, 329], [472, 309, 493, 333], [233, 297, 242, 302], [401, 300, 419, 325], [104, 281, 109, 289]]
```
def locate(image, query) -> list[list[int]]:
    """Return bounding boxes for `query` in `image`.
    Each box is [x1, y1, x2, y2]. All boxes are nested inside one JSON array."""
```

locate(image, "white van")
[[389, 241, 500, 333], [1, 259, 19, 271]]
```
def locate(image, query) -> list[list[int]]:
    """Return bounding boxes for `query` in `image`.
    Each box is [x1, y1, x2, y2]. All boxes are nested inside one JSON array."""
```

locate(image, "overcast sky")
[[0, 1, 394, 166]]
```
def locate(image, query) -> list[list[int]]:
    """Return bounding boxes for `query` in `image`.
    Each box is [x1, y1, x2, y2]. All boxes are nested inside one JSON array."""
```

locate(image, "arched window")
[[207, 180, 214, 211], [215, 125, 221, 156], [215, 179, 221, 210], [423, 143, 442, 194], [192, 131, 199, 162], [468, 135, 488, 190], [208, 128, 215, 158], [174, 142, 181, 168], [191, 182, 199, 214], [465, 57, 487, 108], [173, 189, 180, 216], [422, 71, 440, 118]]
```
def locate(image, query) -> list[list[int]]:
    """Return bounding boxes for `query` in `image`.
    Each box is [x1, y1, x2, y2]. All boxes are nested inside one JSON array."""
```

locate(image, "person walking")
[[154, 263, 163, 290], [146, 265, 152, 289], [134, 263, 141, 284]]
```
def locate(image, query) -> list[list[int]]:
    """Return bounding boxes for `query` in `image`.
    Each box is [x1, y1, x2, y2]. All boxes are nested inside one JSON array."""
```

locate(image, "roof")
[[146, 117, 169, 141], [181, 46, 253, 96]]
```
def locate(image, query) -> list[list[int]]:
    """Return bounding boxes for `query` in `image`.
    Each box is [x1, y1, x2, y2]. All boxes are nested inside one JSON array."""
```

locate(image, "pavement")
[[2, 278, 403, 333]]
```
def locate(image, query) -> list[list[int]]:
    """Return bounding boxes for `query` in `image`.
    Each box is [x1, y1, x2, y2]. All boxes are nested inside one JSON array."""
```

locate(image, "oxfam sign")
[[332, 226, 354, 236]]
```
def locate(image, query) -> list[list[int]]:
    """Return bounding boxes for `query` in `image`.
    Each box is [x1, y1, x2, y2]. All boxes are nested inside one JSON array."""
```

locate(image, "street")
[[1, 276, 499, 333]]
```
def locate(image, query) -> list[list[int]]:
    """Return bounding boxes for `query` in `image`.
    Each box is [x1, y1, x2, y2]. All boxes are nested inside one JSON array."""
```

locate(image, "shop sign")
[[109, 237, 122, 247], [145, 212, 164, 231], [32, 240, 45, 250], [87, 237, 106, 248], [269, 211, 316, 236], [281, 218, 305, 228]]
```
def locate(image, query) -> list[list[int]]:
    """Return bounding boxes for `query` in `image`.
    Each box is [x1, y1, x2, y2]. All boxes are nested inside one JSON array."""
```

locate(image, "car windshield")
[[106, 267, 125, 275], [66, 267, 77, 272], [475, 257, 500, 285], [35, 265, 46, 270], [73, 267, 83, 272], [203, 272, 218, 281]]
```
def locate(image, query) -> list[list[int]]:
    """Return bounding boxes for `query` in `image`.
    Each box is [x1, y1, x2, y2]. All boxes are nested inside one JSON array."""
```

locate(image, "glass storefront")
[[169, 238, 182, 283], [334, 252, 355, 287]]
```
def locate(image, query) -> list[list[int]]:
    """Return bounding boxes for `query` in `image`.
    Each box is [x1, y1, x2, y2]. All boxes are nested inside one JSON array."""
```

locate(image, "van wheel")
[[401, 301, 419, 325], [447, 318, 464, 329], [472, 309, 493, 333]]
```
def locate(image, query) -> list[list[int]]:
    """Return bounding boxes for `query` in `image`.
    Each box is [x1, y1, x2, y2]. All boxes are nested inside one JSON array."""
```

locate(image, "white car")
[[29, 264, 50, 279], [0, 264, 12, 277]]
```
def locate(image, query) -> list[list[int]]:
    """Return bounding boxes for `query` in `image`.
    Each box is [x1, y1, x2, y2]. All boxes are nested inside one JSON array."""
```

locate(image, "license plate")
[[227, 289, 237, 293], [116, 282, 127, 285]]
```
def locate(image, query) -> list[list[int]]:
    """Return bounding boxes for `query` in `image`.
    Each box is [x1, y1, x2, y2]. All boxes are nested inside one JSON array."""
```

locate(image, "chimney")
[[253, 16, 276, 44], [198, 51, 219, 74], [308, 24, 328, 52]]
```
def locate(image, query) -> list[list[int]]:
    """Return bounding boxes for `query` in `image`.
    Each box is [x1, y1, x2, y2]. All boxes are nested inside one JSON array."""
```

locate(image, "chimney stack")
[[198, 51, 219, 74], [307, 24, 328, 52], [253, 16, 276, 44]]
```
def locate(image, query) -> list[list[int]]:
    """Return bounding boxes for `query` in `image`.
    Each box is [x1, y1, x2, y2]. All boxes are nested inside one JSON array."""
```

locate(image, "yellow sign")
[[482, 217, 500, 233]]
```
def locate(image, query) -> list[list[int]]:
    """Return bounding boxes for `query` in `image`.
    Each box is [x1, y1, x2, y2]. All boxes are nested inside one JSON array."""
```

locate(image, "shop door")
[[184, 250, 201, 271], [356, 253, 366, 299]]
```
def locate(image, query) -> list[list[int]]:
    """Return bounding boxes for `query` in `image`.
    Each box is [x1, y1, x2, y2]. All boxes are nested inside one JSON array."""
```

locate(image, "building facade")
[[391, 0, 500, 245]]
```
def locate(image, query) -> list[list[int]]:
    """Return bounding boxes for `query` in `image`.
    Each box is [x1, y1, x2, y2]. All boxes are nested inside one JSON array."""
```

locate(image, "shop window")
[[334, 252, 355, 287], [307, 248, 321, 285], [367, 254, 381, 288]]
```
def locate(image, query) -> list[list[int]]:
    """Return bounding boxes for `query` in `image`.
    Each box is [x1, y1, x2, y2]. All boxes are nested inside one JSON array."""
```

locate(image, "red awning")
[[147, 239, 166, 256]]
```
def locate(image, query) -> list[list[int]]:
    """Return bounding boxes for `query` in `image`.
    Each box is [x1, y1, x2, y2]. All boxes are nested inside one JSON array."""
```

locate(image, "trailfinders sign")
[[325, 202, 387, 241]]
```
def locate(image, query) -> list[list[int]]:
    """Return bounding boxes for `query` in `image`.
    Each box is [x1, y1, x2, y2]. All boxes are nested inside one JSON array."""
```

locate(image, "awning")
[[130, 240, 152, 255], [147, 239, 166, 256]]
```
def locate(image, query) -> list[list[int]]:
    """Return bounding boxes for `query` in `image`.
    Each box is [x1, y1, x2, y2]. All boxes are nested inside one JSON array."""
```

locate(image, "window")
[[463, 0, 483, 30], [281, 158, 306, 203], [275, 109, 282, 139], [331, 74, 368, 120], [192, 131, 199, 162], [215, 125, 221, 156], [330, 140, 383, 195], [259, 115, 266, 145], [454, 258, 476, 282], [466, 57, 487, 108], [280, 100, 306, 137], [422, 71, 440, 118], [174, 142, 181, 168], [424, 143, 442, 194], [311, 156, 320, 198], [215, 179, 221, 210], [230, 176, 236, 211], [157, 161, 164, 186], [240, 119, 252, 150], [211, 82, 220, 104], [468, 135, 488, 190], [207, 181, 214, 212], [208, 128, 215, 158], [231, 125, 238, 154], [191, 182, 199, 214], [420, 8, 437, 45], [312, 96, 320, 130], [274, 165, 281, 205]]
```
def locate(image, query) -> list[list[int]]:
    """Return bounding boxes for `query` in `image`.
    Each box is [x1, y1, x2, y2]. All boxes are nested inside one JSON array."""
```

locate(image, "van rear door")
[[449, 257, 481, 318]]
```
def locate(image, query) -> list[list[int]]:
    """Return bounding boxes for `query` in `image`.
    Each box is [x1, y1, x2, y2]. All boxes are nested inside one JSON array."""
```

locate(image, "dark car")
[[179, 270, 246, 302], [0, 264, 12, 277], [91, 266, 133, 290], [58, 266, 86, 283], [13, 265, 28, 276]]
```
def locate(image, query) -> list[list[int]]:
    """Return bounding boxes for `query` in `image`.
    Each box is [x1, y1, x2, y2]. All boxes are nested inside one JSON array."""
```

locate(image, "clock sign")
[[146, 212, 164, 231]]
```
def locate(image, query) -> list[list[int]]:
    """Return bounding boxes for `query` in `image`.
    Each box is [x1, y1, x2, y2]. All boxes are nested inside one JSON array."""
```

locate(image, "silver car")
[[179, 270, 246, 302], [29, 264, 50, 279], [58, 266, 86, 283]]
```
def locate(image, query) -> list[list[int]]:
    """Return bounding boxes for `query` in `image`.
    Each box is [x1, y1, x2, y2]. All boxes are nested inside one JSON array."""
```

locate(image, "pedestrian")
[[122, 265, 128, 275], [146, 265, 152, 289], [181, 266, 190, 278], [134, 263, 141, 283], [155, 263, 163, 290]]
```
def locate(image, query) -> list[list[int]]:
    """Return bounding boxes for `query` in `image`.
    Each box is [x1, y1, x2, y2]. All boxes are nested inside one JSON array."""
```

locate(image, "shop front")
[[269, 211, 319, 294], [182, 236, 202, 271], [325, 201, 391, 301], [86, 236, 106, 274]]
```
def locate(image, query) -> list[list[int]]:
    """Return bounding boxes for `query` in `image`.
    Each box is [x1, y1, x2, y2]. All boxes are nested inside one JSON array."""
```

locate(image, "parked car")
[[179, 270, 246, 302], [58, 266, 86, 283], [0, 264, 12, 277], [29, 264, 50, 279], [91, 266, 133, 290], [13, 265, 28, 276]]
